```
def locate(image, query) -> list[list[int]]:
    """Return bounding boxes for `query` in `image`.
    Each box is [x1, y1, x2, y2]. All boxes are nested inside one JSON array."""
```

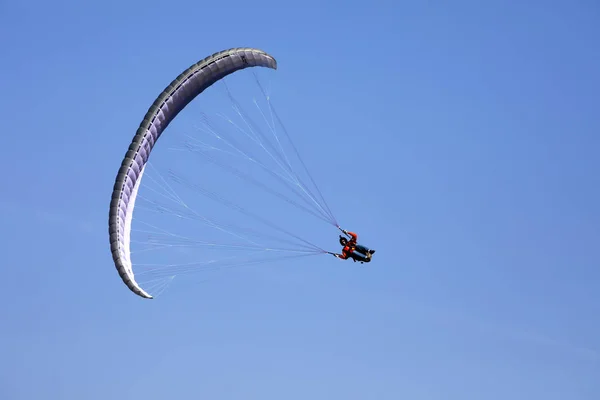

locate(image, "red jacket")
[[339, 231, 358, 259]]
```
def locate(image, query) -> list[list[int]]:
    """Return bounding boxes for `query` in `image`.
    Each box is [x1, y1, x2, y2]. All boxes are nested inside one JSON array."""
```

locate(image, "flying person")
[[332, 228, 375, 263]]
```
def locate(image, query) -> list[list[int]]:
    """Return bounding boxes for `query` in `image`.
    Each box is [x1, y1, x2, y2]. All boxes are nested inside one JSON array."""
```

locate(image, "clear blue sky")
[[1, 0, 599, 399]]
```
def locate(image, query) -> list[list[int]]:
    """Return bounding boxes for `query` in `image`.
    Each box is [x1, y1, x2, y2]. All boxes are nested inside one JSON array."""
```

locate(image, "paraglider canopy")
[[108, 48, 278, 299]]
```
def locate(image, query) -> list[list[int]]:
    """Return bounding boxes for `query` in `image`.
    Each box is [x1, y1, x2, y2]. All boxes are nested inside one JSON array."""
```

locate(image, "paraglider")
[[108, 47, 376, 299], [331, 227, 376, 263]]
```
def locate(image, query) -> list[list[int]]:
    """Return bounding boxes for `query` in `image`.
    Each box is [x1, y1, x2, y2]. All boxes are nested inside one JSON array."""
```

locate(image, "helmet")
[[339, 235, 347, 246]]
